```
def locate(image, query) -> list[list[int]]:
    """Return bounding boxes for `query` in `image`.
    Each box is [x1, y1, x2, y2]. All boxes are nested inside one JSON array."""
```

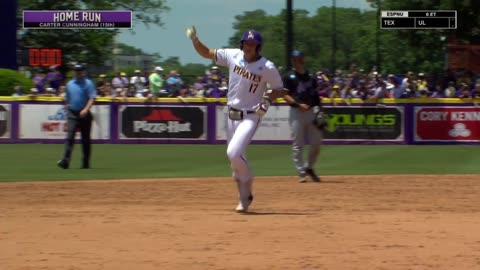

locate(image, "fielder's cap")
[[134, 69, 141, 73], [120, 72, 126, 76], [154, 66, 163, 71], [291, 50, 304, 57], [418, 72, 425, 76], [49, 65, 57, 70], [99, 74, 106, 78], [73, 64, 85, 71], [211, 66, 219, 70], [241, 30, 262, 45]]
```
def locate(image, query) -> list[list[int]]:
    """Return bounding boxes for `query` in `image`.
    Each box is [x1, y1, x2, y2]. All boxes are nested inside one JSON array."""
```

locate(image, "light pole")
[[376, 0, 381, 73], [332, 0, 336, 73], [286, 0, 293, 71]]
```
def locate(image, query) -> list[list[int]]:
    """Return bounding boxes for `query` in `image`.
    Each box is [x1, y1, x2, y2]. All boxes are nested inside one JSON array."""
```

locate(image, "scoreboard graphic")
[[381, 10, 457, 29]]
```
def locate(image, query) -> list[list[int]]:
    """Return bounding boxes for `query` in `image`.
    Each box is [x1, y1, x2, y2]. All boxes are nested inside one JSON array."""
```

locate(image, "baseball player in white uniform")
[[187, 26, 286, 213]]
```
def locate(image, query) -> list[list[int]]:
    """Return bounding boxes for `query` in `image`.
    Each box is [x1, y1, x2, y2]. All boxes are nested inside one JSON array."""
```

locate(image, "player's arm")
[[282, 77, 310, 111], [186, 26, 215, 60], [80, 81, 96, 117]]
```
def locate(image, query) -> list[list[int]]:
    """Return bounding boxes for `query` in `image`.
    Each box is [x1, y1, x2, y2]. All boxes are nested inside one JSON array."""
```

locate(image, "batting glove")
[[255, 97, 271, 118]]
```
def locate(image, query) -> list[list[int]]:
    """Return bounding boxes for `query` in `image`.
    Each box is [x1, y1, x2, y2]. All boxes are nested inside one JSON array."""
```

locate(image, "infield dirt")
[[1, 175, 480, 270]]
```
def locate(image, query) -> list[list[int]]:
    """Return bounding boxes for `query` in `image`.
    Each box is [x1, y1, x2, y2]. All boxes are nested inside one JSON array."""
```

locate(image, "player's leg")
[[226, 114, 260, 211], [58, 110, 79, 169], [289, 108, 307, 181], [305, 109, 322, 182], [79, 112, 93, 169], [226, 116, 250, 209], [226, 114, 260, 182]]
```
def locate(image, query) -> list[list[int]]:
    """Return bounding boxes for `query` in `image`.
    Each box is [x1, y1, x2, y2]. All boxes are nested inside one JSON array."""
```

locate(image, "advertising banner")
[[415, 106, 480, 142], [322, 106, 404, 141], [119, 105, 206, 140], [19, 104, 110, 139], [0, 104, 11, 138], [216, 105, 291, 141]]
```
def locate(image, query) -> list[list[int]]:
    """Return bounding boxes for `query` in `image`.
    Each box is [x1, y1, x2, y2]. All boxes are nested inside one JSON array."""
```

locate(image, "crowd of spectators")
[[12, 64, 480, 103]]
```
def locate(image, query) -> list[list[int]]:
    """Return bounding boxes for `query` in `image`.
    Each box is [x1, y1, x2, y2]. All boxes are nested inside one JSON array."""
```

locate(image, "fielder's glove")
[[313, 111, 328, 130]]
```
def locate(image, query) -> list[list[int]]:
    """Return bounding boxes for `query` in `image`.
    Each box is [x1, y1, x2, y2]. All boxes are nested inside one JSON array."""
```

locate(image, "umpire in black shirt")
[[57, 64, 97, 169], [282, 50, 322, 183]]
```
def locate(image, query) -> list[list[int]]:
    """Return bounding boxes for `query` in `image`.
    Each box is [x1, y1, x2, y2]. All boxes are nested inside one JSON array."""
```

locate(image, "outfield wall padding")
[[0, 97, 478, 145]]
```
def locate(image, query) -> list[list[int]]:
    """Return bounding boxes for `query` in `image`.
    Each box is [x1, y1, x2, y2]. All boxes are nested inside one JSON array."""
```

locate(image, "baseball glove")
[[313, 111, 328, 131]]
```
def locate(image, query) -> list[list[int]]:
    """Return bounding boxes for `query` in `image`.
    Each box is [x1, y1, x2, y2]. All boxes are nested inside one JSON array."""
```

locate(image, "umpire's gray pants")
[[289, 108, 322, 176]]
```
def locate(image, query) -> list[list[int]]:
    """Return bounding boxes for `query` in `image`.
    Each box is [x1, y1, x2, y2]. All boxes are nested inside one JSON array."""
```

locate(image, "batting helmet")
[[240, 30, 262, 51]]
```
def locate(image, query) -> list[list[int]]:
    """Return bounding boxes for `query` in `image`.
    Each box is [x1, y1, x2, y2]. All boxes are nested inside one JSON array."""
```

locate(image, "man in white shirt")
[[130, 70, 147, 97]]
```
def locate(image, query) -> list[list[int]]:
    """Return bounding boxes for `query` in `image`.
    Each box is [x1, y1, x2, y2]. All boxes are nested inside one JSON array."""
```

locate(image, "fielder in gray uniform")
[[282, 50, 322, 183]]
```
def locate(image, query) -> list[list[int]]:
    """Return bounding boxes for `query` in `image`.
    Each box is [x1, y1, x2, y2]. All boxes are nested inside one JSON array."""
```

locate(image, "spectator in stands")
[[457, 83, 471, 99], [391, 77, 406, 98], [147, 66, 165, 100], [472, 82, 480, 98], [356, 79, 373, 101], [12, 86, 24, 97], [112, 72, 128, 97], [191, 76, 206, 97], [96, 75, 112, 97], [430, 82, 445, 98], [385, 74, 396, 93], [444, 81, 457, 97], [341, 83, 355, 105], [32, 70, 46, 94], [96, 74, 106, 91], [315, 70, 330, 98], [45, 66, 64, 94], [416, 72, 430, 97], [130, 70, 147, 98], [329, 84, 341, 105], [203, 66, 224, 85], [369, 80, 389, 101], [58, 85, 66, 99], [166, 70, 183, 96]]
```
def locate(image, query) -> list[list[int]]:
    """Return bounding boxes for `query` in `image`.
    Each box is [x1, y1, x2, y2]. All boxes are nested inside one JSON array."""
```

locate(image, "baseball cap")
[[291, 50, 304, 57], [154, 66, 163, 71], [240, 30, 262, 45], [73, 64, 85, 71], [134, 69, 141, 73]]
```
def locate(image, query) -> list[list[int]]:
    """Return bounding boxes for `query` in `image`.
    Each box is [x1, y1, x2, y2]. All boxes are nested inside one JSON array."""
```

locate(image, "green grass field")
[[0, 144, 478, 182]]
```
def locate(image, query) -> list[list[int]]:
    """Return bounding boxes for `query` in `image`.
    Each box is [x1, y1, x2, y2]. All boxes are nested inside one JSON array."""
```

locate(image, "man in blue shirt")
[[57, 64, 97, 169]]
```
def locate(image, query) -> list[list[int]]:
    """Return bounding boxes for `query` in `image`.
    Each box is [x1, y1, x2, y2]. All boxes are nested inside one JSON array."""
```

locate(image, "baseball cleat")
[[57, 159, 69, 169], [306, 168, 321, 182], [298, 176, 307, 183], [235, 194, 253, 213]]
